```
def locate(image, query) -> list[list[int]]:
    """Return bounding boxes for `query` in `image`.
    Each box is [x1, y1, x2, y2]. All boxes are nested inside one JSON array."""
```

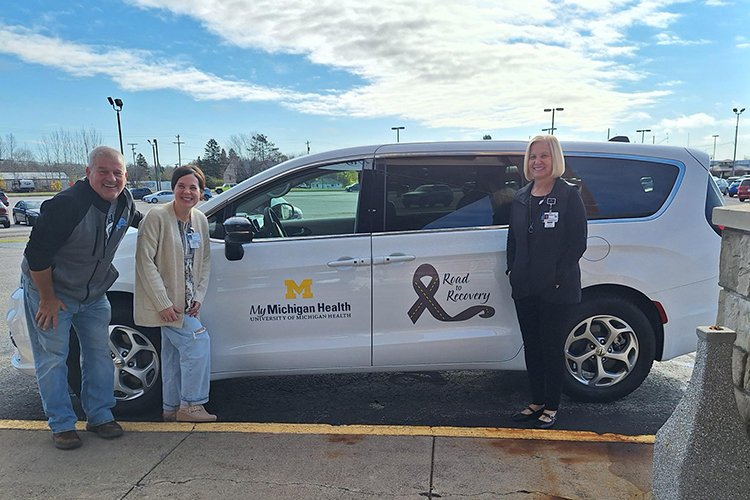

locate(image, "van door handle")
[[327, 257, 371, 267], [373, 254, 416, 265]]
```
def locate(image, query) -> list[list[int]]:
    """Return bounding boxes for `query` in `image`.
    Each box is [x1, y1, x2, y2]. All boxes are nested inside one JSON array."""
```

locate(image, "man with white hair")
[[22, 146, 142, 449]]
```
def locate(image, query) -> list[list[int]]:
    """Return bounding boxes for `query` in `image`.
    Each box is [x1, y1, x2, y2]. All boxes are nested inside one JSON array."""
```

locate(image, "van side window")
[[207, 160, 364, 239], [563, 157, 679, 219], [379, 156, 523, 232]]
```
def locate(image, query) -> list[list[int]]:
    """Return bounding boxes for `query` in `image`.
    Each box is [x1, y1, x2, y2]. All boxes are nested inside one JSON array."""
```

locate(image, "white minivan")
[[7, 140, 723, 414]]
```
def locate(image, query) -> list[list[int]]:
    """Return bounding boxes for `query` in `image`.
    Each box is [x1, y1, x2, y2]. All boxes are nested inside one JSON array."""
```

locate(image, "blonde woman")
[[506, 135, 587, 429]]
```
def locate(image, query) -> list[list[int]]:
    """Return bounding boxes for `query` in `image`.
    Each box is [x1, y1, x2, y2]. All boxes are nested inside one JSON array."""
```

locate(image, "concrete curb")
[[0, 419, 655, 443]]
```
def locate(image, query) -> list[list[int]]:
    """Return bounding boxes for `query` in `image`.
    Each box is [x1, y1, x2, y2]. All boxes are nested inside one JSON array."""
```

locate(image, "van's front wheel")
[[67, 301, 162, 416], [562, 297, 655, 402]]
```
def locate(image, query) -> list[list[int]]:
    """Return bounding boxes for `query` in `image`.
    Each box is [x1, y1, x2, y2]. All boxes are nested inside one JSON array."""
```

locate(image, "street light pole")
[[732, 107, 745, 177], [543, 107, 563, 135], [636, 129, 652, 143], [107, 97, 124, 154], [711, 134, 719, 162], [147, 139, 159, 190], [391, 126, 405, 143]]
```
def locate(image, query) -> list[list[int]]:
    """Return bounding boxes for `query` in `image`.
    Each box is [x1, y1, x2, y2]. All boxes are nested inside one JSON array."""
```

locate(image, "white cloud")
[[659, 113, 718, 131], [654, 33, 710, 46], [1, 0, 685, 132]]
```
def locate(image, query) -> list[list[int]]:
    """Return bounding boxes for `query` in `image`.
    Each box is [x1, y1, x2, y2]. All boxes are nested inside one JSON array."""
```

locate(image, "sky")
[[1, 0, 749, 169]]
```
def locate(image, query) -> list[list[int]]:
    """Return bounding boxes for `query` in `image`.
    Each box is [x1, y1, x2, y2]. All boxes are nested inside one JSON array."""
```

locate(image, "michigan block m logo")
[[285, 279, 313, 299]]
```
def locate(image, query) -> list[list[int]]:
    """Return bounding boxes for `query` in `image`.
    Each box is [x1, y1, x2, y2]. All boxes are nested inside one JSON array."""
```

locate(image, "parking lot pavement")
[[0, 420, 654, 499]]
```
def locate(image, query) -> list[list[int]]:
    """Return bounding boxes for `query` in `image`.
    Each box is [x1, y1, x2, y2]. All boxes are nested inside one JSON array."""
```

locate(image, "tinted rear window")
[[563, 156, 679, 219]]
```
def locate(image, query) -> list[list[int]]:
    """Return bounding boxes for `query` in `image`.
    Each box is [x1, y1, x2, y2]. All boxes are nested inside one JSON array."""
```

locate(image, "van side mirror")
[[223, 217, 254, 261]]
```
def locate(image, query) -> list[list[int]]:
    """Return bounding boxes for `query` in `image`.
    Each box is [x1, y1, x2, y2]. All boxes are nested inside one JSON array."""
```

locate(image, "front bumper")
[[7, 286, 34, 375]]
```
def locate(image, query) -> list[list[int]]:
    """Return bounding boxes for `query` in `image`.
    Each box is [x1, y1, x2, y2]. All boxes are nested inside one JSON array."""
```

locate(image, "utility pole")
[[173, 134, 184, 167], [306, 141, 310, 154], [127, 143, 138, 183]]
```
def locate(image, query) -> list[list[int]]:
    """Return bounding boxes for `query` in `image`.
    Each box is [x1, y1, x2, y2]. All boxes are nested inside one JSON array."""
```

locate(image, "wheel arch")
[[107, 291, 134, 314], [581, 283, 664, 361]]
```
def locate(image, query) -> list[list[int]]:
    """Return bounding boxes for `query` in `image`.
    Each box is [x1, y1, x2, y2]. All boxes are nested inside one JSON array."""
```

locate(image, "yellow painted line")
[[0, 238, 29, 243], [0, 419, 655, 444]]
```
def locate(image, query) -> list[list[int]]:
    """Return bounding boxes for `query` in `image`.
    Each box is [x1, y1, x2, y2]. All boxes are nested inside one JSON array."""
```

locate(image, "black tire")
[[2, 220, 9, 228], [67, 298, 162, 416], [561, 296, 655, 402]]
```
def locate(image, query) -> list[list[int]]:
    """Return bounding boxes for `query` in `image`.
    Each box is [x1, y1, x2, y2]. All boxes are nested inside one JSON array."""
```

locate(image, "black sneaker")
[[53, 430, 82, 450], [85, 421, 124, 439]]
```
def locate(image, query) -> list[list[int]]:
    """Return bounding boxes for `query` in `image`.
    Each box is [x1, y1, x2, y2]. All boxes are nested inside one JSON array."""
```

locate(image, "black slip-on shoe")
[[511, 406, 545, 422], [536, 411, 557, 429]]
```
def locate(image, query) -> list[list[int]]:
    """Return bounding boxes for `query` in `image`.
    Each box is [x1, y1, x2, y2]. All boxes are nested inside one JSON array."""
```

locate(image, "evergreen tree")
[[201, 139, 223, 178], [133, 153, 150, 184], [247, 134, 285, 172]]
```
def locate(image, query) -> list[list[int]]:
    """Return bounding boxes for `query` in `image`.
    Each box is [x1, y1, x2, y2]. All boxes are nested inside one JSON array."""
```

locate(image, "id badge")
[[188, 232, 202, 249], [543, 211, 559, 228]]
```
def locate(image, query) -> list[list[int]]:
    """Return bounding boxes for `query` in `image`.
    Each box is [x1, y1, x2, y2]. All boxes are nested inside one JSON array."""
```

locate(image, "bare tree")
[[75, 127, 102, 165], [227, 133, 253, 160]]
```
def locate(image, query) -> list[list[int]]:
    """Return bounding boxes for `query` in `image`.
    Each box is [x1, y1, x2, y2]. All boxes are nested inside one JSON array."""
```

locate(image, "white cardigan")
[[134, 202, 210, 328]]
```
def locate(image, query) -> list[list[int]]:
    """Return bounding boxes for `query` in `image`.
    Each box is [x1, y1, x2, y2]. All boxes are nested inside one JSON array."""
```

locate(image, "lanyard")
[[178, 219, 195, 261]]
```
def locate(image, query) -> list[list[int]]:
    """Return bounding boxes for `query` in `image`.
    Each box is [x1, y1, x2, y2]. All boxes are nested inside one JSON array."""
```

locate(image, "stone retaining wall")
[[713, 205, 750, 433]]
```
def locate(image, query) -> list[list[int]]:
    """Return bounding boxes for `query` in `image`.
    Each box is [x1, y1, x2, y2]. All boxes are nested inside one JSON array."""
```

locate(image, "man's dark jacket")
[[22, 180, 142, 303], [506, 177, 587, 304]]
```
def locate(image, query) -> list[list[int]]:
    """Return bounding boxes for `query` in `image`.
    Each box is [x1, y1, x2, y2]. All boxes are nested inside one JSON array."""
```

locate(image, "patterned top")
[[178, 219, 195, 310]]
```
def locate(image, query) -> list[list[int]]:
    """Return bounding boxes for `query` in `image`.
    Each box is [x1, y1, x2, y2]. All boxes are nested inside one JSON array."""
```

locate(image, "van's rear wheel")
[[562, 297, 655, 402], [67, 300, 162, 416]]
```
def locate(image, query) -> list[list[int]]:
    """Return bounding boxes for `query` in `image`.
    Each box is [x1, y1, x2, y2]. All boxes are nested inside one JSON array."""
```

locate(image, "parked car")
[[7, 140, 722, 415], [728, 178, 744, 197], [11, 179, 35, 193], [402, 184, 454, 207], [142, 190, 174, 204], [712, 177, 729, 195], [345, 183, 360, 192], [12, 200, 42, 226], [215, 183, 237, 194], [128, 187, 153, 200], [0, 203, 10, 228], [0, 190, 8, 206], [738, 179, 750, 201]]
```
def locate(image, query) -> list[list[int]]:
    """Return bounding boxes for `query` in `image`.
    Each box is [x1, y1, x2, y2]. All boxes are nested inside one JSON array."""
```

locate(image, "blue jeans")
[[161, 315, 211, 411], [22, 275, 115, 433]]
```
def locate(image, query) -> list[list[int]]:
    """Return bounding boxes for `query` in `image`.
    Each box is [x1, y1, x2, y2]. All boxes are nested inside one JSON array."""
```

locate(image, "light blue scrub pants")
[[160, 314, 211, 411]]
